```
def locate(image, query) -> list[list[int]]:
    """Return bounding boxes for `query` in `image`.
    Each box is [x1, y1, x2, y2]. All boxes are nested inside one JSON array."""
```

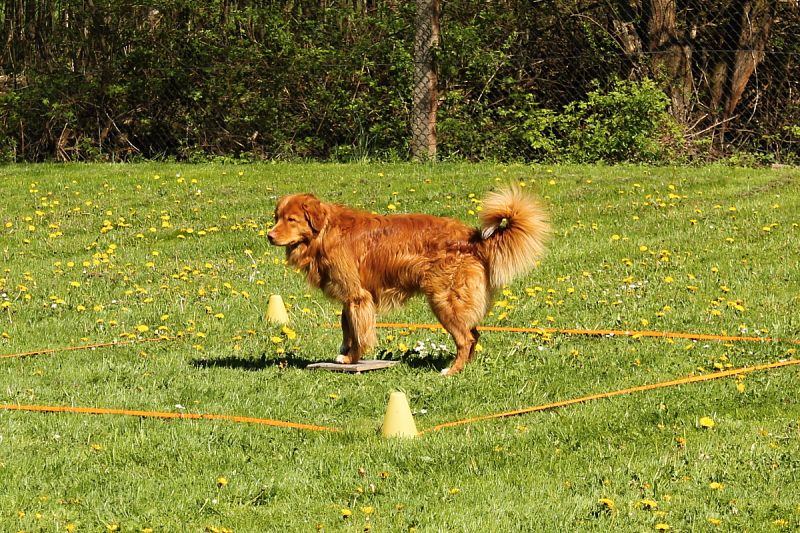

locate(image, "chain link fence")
[[1, 1, 798, 163]]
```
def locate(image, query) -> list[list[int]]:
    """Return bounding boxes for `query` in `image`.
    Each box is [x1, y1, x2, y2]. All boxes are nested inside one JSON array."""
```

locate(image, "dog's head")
[[268, 193, 328, 248]]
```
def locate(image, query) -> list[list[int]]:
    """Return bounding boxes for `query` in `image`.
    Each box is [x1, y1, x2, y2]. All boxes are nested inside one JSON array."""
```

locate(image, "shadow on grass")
[[191, 352, 318, 371], [377, 349, 451, 372], [191, 350, 451, 373]]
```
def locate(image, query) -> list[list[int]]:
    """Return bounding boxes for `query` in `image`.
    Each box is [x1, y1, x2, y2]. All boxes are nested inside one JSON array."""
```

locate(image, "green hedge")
[[1, 1, 796, 163]]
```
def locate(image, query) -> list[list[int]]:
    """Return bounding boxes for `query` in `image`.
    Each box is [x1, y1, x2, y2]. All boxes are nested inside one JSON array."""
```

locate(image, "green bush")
[[558, 78, 678, 163], [438, 79, 680, 163]]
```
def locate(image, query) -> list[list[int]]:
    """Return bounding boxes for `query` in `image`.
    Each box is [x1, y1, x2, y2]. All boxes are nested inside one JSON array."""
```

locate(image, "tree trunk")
[[726, 0, 774, 119], [710, 0, 775, 148], [646, 0, 694, 123], [410, 0, 439, 161], [610, 0, 646, 79]]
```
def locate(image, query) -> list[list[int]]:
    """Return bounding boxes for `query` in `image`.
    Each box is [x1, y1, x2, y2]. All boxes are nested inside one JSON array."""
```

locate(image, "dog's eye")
[[287, 216, 298, 223]]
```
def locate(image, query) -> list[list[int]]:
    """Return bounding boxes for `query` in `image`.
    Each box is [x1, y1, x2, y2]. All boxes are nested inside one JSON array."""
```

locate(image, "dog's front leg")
[[334, 290, 377, 364], [339, 306, 353, 355]]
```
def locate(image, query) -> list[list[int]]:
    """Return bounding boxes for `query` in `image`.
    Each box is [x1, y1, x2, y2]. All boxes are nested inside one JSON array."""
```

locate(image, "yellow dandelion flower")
[[598, 498, 615, 511], [638, 499, 658, 510], [699, 416, 716, 429], [216, 477, 228, 487], [655, 524, 671, 531]]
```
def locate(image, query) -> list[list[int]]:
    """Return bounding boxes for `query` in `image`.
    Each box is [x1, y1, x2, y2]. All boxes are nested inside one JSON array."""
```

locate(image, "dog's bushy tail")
[[478, 185, 550, 289]]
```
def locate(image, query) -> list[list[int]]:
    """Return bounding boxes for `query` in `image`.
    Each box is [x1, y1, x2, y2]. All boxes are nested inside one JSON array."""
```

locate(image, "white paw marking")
[[440, 367, 451, 376], [334, 355, 346, 364]]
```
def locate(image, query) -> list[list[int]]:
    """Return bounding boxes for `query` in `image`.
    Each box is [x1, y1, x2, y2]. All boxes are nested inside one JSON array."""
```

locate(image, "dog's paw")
[[334, 354, 347, 364], [440, 367, 451, 376]]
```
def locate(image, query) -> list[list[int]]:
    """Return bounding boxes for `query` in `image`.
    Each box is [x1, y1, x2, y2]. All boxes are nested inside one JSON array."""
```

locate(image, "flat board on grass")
[[306, 359, 399, 373]]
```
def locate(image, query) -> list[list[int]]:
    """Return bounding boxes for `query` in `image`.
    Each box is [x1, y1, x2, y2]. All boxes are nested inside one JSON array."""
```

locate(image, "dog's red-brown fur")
[[268, 186, 549, 375]]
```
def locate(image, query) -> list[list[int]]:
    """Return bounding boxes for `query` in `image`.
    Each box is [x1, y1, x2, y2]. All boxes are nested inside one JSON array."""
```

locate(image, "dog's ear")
[[302, 195, 328, 233]]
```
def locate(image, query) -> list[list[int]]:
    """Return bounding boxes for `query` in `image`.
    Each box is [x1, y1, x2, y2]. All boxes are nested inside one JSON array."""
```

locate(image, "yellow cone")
[[381, 391, 418, 438], [266, 294, 290, 325]]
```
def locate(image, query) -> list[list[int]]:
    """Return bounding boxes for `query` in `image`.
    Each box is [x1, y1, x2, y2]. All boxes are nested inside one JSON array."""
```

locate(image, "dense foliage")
[[0, 0, 798, 162]]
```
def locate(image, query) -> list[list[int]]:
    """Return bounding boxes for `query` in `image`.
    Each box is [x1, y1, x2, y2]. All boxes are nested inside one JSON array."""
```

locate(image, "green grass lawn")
[[0, 162, 798, 532]]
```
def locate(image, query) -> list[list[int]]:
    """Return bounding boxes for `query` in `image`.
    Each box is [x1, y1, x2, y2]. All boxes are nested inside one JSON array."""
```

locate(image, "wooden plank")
[[306, 359, 399, 373]]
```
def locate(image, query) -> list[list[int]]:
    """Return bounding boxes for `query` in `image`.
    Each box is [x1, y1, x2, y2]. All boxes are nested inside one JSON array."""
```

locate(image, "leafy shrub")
[[558, 79, 678, 163], [439, 79, 680, 163]]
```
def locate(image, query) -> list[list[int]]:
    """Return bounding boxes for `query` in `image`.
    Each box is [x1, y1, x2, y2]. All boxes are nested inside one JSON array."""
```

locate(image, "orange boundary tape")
[[0, 403, 339, 433], [0, 336, 173, 360], [373, 322, 800, 345], [3, 323, 798, 434], [6, 322, 796, 362], [2, 358, 797, 435], [420, 357, 800, 434]]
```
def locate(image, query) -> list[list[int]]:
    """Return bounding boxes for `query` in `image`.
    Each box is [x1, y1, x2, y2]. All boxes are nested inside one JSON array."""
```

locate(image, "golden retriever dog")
[[268, 186, 549, 375]]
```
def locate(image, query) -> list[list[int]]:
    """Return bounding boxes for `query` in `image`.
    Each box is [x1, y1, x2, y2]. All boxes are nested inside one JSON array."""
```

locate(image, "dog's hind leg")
[[433, 310, 479, 376], [425, 267, 487, 375], [468, 327, 481, 361], [335, 290, 377, 364]]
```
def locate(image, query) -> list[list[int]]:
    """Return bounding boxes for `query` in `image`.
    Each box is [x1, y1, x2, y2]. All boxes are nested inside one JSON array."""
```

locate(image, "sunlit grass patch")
[[0, 162, 798, 531]]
